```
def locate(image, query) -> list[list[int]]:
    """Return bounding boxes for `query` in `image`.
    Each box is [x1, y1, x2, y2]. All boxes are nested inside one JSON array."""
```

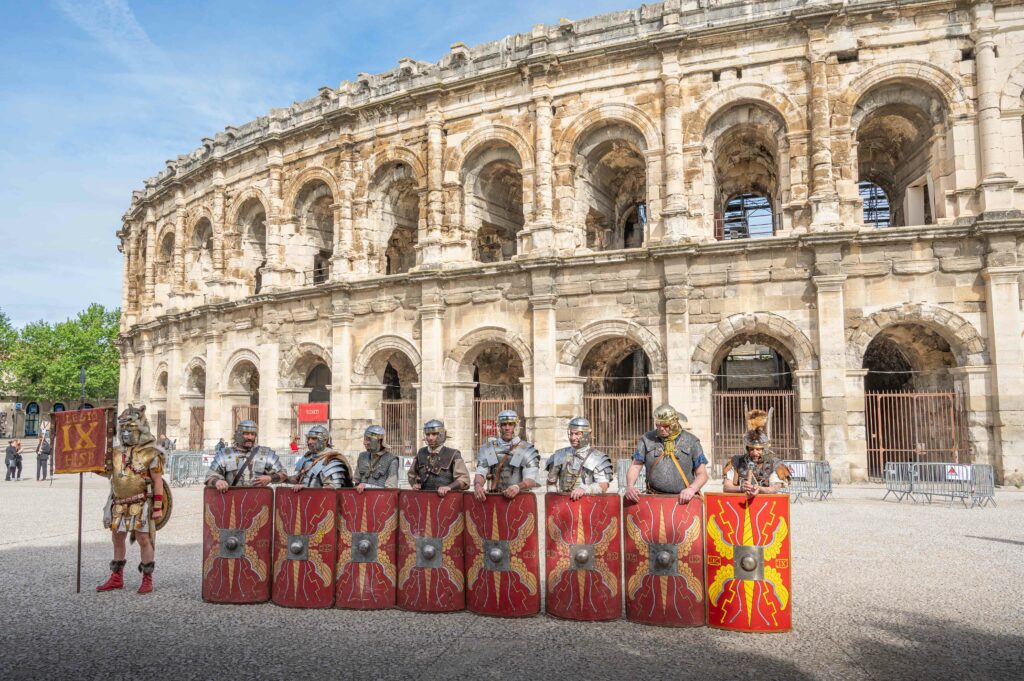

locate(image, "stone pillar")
[[661, 49, 687, 241], [807, 28, 839, 228], [973, 3, 1016, 213], [173, 191, 186, 295], [444, 382, 477, 463], [139, 335, 155, 409], [813, 275, 861, 480], [202, 330, 222, 449], [330, 300, 354, 449], [844, 369, 868, 469], [262, 144, 287, 291], [982, 266, 1024, 481], [556, 376, 587, 427], [144, 212, 156, 302], [423, 105, 445, 265], [166, 331, 183, 443], [529, 92, 556, 252], [662, 257, 691, 409], [332, 137, 355, 278], [530, 286, 558, 454], [689, 373, 716, 462], [258, 332, 282, 448], [212, 167, 226, 272], [418, 296, 445, 424]]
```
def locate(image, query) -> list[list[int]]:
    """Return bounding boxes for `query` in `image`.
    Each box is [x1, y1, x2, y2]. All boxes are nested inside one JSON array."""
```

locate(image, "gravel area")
[[1, 474, 1022, 680]]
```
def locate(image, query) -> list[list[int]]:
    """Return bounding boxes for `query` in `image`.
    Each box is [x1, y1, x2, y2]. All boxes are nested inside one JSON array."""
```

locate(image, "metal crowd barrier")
[[168, 451, 212, 487], [781, 460, 833, 502], [882, 462, 996, 508]]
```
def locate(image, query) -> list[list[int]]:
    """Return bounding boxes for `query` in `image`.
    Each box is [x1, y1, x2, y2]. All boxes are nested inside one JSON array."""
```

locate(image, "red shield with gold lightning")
[[624, 495, 705, 627], [202, 487, 273, 604], [464, 493, 540, 617], [397, 490, 465, 612], [271, 488, 338, 608], [544, 493, 621, 621], [335, 489, 398, 609], [705, 492, 791, 632]]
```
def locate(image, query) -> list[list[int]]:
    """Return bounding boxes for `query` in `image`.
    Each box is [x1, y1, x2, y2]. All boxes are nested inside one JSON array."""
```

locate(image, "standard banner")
[[52, 407, 111, 474], [202, 487, 273, 604], [623, 495, 705, 627], [336, 489, 399, 610], [397, 490, 465, 612], [705, 492, 792, 633], [544, 493, 622, 621], [272, 488, 338, 608], [464, 492, 540, 617]]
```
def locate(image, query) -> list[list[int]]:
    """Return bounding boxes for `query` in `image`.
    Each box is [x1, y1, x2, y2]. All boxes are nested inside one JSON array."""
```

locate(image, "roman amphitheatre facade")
[[117, 0, 1024, 483]]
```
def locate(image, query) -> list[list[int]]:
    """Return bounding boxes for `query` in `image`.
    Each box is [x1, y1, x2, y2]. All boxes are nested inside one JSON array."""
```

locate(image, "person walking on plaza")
[[11, 439, 23, 481], [214, 438, 227, 456], [95, 406, 171, 594], [4, 440, 15, 481], [354, 425, 399, 491], [624, 404, 709, 504], [408, 419, 469, 496], [36, 437, 51, 481]]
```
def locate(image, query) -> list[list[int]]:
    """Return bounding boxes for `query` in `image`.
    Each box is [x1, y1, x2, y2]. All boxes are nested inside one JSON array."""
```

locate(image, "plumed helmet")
[[742, 408, 773, 450], [118, 404, 154, 447], [233, 420, 258, 449], [496, 410, 519, 425], [306, 424, 331, 454], [567, 416, 592, 448], [423, 419, 446, 445], [364, 424, 385, 453]]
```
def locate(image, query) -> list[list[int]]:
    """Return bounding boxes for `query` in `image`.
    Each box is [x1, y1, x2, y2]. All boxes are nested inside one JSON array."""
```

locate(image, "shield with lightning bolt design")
[[544, 493, 621, 621], [202, 487, 273, 604], [464, 493, 540, 617], [396, 490, 465, 612], [335, 489, 398, 609], [704, 492, 791, 632], [271, 488, 338, 608], [623, 495, 705, 627]]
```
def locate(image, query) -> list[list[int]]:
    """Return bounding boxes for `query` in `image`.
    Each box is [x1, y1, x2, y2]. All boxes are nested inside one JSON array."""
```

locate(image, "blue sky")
[[0, 0, 634, 328]]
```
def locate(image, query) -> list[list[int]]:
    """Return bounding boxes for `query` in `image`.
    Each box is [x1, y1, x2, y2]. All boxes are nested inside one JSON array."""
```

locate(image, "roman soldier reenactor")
[[625, 404, 709, 504], [473, 409, 541, 501], [723, 408, 792, 496], [546, 416, 613, 499], [289, 424, 352, 489], [408, 419, 470, 496], [354, 424, 399, 490], [205, 420, 287, 491]]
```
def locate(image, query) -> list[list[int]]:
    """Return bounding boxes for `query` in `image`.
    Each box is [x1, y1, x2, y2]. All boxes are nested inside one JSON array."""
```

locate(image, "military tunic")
[[476, 437, 541, 493], [408, 446, 470, 491], [205, 446, 284, 487], [355, 448, 400, 488], [632, 430, 708, 494], [545, 446, 614, 494]]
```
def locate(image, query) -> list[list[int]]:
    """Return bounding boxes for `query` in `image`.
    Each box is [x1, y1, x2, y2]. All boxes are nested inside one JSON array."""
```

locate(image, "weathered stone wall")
[[117, 1, 1024, 483]]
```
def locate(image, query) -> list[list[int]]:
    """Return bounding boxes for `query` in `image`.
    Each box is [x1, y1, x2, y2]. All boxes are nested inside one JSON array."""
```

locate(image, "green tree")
[[0, 309, 17, 394]]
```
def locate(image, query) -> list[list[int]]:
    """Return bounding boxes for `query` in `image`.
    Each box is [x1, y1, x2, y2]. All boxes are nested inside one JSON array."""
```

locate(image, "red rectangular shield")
[[704, 492, 792, 633], [202, 487, 274, 604], [624, 495, 705, 627], [397, 490, 465, 612], [464, 493, 540, 617], [272, 488, 338, 608], [336, 489, 398, 609], [544, 493, 622, 621]]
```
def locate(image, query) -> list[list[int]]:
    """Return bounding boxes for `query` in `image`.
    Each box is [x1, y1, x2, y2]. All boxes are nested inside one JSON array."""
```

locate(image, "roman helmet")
[[742, 407, 773, 451], [306, 424, 331, 454], [117, 405, 154, 447], [566, 416, 592, 449], [423, 419, 446, 446], [233, 419, 259, 450], [653, 404, 683, 442], [364, 424, 385, 453]]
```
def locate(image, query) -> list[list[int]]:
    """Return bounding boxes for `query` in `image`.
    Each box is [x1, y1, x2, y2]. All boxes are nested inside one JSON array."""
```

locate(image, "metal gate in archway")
[[232, 404, 259, 432], [474, 399, 525, 452], [381, 399, 417, 455], [583, 393, 651, 462], [711, 390, 799, 468], [865, 391, 969, 480]]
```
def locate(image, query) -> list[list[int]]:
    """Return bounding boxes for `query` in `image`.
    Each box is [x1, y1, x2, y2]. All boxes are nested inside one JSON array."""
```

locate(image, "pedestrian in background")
[[214, 438, 226, 456], [4, 440, 15, 481], [289, 437, 299, 454], [11, 440, 23, 481], [36, 438, 51, 481]]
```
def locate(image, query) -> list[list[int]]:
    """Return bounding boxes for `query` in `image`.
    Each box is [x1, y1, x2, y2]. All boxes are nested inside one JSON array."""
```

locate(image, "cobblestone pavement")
[[1, 475, 1022, 680]]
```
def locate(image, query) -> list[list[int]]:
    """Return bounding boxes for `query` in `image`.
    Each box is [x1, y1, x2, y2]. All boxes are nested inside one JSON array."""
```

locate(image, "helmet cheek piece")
[[423, 420, 447, 446]]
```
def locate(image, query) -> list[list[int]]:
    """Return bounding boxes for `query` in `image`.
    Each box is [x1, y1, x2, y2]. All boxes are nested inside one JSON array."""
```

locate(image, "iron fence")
[[711, 390, 800, 466], [584, 393, 651, 461], [382, 399, 417, 454], [865, 391, 969, 480], [473, 399, 525, 452]]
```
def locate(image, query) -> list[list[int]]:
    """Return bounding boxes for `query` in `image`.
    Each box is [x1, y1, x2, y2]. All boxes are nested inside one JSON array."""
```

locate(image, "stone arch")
[[366, 146, 427, 186], [187, 206, 214, 241], [1000, 59, 1024, 112], [353, 335, 423, 385], [279, 341, 333, 388], [835, 60, 970, 121], [685, 83, 804, 146], [443, 326, 533, 383], [282, 166, 339, 215], [846, 303, 987, 370], [554, 103, 661, 166], [226, 187, 270, 227], [559, 319, 666, 375], [443, 125, 535, 177], [691, 313, 817, 374], [182, 356, 207, 396], [154, 362, 169, 396], [220, 348, 261, 388]]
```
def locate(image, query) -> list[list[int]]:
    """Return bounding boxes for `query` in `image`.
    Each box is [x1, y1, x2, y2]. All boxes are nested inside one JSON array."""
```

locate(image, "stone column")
[[661, 49, 687, 241], [528, 93, 556, 252], [813, 275, 861, 480], [418, 295, 445, 424], [844, 368, 869, 469], [263, 143, 287, 290], [973, 3, 1016, 213], [689, 373, 716, 462], [982, 266, 1024, 481], [332, 137, 355, 278], [173, 190, 186, 294], [258, 330, 282, 448], [530, 287, 558, 454], [202, 330, 222, 449], [807, 28, 839, 228], [144, 211, 157, 302], [139, 334, 155, 409], [423, 104, 445, 265], [330, 300, 354, 449], [212, 167, 226, 273], [119, 228, 133, 323], [662, 257, 691, 409], [444, 382, 477, 463], [166, 331, 183, 443]]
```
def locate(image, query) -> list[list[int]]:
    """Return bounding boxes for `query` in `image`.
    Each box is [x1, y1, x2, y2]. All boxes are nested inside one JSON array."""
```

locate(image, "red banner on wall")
[[297, 402, 329, 423], [52, 408, 111, 474]]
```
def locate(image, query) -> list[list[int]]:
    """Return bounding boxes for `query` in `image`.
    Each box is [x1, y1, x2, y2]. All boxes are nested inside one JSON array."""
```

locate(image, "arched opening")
[[185, 218, 214, 291], [155, 371, 168, 397], [709, 105, 784, 240], [227, 359, 260, 430], [294, 180, 334, 284], [854, 83, 949, 227], [303, 363, 331, 404], [24, 402, 40, 437], [463, 143, 525, 263], [156, 232, 175, 286], [859, 180, 891, 228], [862, 324, 967, 478], [184, 364, 207, 449], [236, 198, 267, 294], [364, 349, 419, 455], [132, 371, 142, 402], [467, 343, 526, 449], [370, 162, 420, 275], [711, 338, 799, 467], [574, 123, 647, 251], [580, 338, 653, 461]]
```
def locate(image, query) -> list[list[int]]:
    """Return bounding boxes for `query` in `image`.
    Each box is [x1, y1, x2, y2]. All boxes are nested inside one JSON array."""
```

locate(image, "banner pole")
[[77, 472, 83, 594]]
